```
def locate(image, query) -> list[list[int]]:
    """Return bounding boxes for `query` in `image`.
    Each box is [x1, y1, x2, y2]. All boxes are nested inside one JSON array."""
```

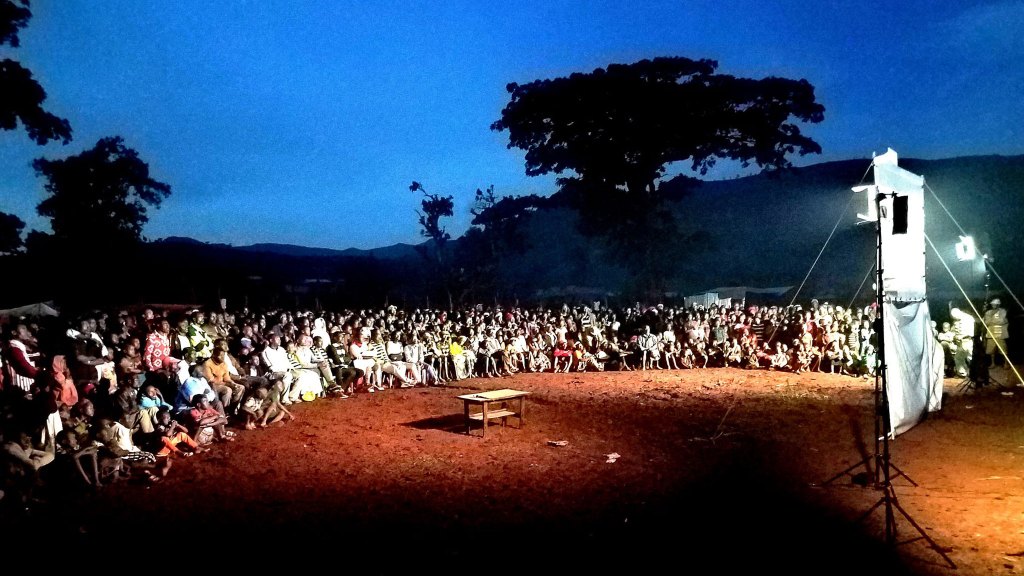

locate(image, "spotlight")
[[956, 235, 976, 262]]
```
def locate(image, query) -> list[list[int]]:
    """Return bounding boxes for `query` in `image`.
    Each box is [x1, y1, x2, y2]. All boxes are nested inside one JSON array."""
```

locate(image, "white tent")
[[854, 149, 943, 436], [684, 286, 793, 309], [0, 301, 59, 319]]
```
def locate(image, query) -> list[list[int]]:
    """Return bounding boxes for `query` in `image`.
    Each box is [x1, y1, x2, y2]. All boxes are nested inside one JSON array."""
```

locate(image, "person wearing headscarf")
[[311, 317, 331, 344], [285, 338, 325, 401], [48, 355, 79, 411]]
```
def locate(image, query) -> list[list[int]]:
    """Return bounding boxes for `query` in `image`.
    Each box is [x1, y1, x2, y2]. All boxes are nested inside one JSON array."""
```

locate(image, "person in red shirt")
[[4, 322, 40, 394], [37, 355, 78, 411], [143, 318, 180, 400], [187, 394, 235, 444], [143, 319, 177, 373]]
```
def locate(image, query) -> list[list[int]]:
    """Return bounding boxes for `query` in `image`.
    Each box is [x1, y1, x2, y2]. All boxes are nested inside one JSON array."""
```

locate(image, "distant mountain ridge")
[[154, 238, 422, 260], [9, 153, 1016, 313], [238, 242, 422, 260], [146, 153, 1024, 306], [461, 152, 1024, 302]]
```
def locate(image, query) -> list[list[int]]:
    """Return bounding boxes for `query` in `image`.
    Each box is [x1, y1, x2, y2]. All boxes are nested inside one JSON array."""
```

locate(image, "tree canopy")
[[409, 181, 454, 247], [453, 186, 545, 301], [408, 181, 457, 306], [34, 136, 171, 248], [0, 210, 25, 255], [491, 56, 825, 297], [0, 0, 72, 145], [491, 56, 824, 197]]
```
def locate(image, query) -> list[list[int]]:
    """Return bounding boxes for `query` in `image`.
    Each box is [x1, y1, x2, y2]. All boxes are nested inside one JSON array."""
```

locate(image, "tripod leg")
[[887, 462, 919, 487], [855, 496, 886, 525], [889, 496, 957, 569], [818, 457, 872, 487]]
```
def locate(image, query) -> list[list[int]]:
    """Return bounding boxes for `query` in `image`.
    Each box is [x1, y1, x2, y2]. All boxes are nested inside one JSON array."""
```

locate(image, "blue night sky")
[[1, 1, 1021, 250]]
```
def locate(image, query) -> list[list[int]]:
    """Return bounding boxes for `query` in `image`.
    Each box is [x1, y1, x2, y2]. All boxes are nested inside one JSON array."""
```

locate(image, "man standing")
[[983, 298, 1009, 368]]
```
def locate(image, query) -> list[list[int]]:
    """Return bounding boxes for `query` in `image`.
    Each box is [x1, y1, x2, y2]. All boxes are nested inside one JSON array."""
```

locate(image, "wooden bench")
[[457, 389, 529, 437], [467, 408, 517, 421]]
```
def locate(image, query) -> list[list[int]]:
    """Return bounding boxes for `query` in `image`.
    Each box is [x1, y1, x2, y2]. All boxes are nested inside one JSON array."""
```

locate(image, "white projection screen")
[[856, 149, 943, 436]]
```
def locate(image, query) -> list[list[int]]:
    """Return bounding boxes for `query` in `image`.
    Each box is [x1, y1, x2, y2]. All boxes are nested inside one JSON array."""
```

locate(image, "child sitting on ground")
[[55, 429, 108, 489], [257, 382, 295, 428], [187, 394, 235, 445], [240, 385, 269, 430], [94, 418, 169, 484], [153, 407, 204, 457]]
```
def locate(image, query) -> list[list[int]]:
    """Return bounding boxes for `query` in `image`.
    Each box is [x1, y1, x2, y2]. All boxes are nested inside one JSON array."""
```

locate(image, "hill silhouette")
[[3, 154, 1020, 314], [235, 242, 420, 260], [462, 154, 1024, 306], [117, 153, 1024, 310]]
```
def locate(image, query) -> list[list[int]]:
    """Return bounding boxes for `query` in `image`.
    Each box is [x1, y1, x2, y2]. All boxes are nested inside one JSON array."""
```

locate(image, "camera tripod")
[[956, 337, 1005, 394], [818, 191, 956, 568], [819, 336, 956, 569]]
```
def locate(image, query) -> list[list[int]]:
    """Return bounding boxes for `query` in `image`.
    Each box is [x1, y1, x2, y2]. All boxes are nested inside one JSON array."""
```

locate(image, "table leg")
[[519, 396, 526, 428], [464, 401, 470, 435], [482, 401, 489, 437]]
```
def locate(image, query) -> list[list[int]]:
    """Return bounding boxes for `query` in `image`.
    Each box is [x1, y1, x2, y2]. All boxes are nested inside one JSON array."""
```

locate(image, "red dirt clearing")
[[6, 367, 1023, 574]]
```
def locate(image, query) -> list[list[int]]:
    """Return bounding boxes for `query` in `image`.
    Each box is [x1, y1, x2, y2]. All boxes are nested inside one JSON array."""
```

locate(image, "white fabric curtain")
[[883, 300, 943, 436]]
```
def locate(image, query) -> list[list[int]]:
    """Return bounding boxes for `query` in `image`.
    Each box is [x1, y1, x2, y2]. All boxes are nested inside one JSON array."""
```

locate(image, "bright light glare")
[[956, 235, 977, 261]]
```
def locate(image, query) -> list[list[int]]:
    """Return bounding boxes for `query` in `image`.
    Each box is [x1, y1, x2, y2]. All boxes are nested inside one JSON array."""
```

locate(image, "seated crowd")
[[0, 299, 882, 509]]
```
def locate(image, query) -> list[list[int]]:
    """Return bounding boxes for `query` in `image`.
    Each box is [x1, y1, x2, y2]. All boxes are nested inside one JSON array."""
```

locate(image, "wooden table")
[[457, 389, 529, 437]]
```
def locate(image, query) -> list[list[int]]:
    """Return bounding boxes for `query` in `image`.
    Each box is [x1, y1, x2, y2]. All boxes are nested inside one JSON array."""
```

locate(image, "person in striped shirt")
[[4, 323, 39, 395]]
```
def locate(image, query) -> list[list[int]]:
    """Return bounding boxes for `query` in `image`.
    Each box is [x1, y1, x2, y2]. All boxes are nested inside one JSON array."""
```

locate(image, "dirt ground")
[[5, 366, 1023, 574]]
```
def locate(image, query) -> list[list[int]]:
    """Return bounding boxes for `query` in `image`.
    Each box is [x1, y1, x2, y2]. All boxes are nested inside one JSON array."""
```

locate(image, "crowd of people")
[[937, 297, 1010, 378], [0, 297, 921, 510]]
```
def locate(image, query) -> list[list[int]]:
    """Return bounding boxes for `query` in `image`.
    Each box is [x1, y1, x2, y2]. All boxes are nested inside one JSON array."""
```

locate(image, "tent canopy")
[[698, 286, 794, 301], [683, 286, 794, 308], [0, 301, 59, 319]]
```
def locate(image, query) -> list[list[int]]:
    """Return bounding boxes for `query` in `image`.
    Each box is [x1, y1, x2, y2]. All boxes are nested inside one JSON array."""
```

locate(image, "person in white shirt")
[[512, 330, 530, 372], [286, 338, 324, 402], [370, 328, 414, 388], [349, 327, 382, 392], [950, 307, 975, 377], [402, 332, 435, 385], [260, 334, 295, 404], [637, 325, 661, 369]]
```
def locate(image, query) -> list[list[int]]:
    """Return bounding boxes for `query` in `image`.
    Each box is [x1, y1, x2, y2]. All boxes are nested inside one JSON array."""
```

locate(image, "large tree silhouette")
[[491, 56, 825, 297], [0, 210, 25, 255], [0, 0, 72, 144], [34, 136, 171, 250], [458, 186, 544, 301], [409, 181, 457, 307]]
